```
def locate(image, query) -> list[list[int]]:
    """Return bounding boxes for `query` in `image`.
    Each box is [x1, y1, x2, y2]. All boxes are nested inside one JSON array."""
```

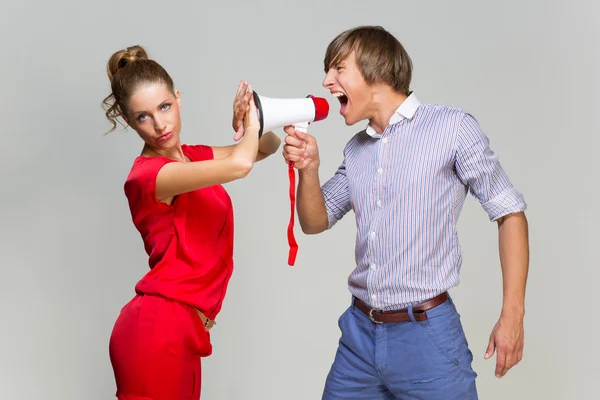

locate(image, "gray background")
[[0, 0, 597, 399]]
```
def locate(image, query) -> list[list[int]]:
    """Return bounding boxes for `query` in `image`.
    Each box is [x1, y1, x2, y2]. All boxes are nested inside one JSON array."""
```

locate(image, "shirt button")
[[377, 168, 383, 175], [371, 294, 377, 300], [370, 263, 377, 271], [382, 137, 388, 144], [376, 200, 382, 207], [370, 231, 376, 238]]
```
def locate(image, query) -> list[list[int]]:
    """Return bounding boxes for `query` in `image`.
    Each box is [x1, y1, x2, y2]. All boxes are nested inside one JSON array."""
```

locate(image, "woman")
[[103, 45, 280, 400]]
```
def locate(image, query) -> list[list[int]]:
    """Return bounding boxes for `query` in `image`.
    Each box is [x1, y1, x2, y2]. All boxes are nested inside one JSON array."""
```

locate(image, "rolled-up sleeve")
[[321, 158, 352, 229], [455, 113, 527, 221]]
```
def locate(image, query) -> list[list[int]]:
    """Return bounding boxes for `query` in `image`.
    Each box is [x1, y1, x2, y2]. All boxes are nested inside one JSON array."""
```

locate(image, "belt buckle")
[[368, 307, 384, 324], [204, 318, 216, 331]]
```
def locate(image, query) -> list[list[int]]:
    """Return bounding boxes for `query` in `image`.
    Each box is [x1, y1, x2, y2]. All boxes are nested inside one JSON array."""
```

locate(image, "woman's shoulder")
[[124, 155, 175, 198]]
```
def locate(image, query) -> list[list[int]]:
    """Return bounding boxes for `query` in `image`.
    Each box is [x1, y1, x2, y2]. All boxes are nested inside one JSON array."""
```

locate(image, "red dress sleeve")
[[124, 156, 177, 207]]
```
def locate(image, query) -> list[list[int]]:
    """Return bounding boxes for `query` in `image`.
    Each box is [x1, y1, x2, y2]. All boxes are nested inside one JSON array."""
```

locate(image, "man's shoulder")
[[416, 102, 471, 121]]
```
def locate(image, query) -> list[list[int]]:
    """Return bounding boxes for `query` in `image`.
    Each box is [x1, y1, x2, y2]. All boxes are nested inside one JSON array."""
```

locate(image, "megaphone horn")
[[252, 91, 329, 136]]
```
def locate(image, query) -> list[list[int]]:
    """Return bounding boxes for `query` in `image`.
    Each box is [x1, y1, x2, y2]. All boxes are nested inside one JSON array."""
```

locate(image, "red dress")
[[109, 144, 234, 400]]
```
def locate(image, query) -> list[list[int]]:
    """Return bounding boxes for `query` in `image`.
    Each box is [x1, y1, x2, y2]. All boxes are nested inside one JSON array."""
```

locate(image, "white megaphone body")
[[250, 91, 329, 267], [252, 91, 330, 136]]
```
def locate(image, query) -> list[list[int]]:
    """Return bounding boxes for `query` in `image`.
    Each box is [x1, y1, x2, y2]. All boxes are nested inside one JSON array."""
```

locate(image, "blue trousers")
[[322, 295, 478, 399]]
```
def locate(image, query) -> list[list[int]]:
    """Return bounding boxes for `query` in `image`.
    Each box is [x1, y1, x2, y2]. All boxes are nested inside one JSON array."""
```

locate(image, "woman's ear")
[[174, 89, 181, 108]]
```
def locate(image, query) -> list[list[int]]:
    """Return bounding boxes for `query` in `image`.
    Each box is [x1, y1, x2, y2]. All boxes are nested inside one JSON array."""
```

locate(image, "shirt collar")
[[365, 92, 421, 138]]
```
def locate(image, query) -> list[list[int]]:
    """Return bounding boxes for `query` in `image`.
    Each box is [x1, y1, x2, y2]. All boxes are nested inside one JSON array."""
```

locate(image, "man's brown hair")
[[324, 26, 413, 95]]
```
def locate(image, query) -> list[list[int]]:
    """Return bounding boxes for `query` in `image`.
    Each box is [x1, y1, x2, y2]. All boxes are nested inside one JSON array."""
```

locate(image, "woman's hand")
[[232, 79, 253, 141], [243, 93, 260, 137], [230, 93, 260, 170]]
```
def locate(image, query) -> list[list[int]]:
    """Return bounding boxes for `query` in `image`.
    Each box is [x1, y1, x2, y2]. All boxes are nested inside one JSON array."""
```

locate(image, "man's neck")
[[368, 88, 408, 135]]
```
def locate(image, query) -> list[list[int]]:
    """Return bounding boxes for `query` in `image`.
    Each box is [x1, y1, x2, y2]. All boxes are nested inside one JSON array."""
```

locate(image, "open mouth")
[[333, 92, 349, 114]]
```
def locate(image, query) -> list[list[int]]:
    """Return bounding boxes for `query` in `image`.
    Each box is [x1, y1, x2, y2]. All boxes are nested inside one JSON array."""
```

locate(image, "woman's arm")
[[154, 96, 260, 202], [212, 131, 281, 162]]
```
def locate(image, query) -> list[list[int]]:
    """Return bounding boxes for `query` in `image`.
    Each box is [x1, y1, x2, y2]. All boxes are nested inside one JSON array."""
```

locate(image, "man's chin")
[[342, 115, 363, 127]]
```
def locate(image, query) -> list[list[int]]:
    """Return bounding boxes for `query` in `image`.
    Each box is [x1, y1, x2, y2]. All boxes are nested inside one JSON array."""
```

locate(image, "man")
[[282, 26, 529, 399]]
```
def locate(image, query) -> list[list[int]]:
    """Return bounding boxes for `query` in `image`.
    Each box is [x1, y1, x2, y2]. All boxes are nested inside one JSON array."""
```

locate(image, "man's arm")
[[454, 112, 529, 378], [255, 131, 281, 162], [295, 168, 328, 234], [282, 126, 351, 234], [485, 211, 529, 378], [282, 127, 328, 234]]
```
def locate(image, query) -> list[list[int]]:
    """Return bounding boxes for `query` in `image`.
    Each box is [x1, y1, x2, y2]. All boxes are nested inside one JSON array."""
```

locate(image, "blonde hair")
[[324, 26, 413, 95], [102, 45, 175, 133]]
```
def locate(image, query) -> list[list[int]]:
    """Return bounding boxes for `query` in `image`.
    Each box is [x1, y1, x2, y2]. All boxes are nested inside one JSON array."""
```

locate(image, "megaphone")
[[251, 91, 330, 267], [252, 91, 329, 136]]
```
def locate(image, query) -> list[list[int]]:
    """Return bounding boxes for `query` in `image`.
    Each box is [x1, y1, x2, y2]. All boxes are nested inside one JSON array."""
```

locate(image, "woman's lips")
[[157, 131, 173, 141]]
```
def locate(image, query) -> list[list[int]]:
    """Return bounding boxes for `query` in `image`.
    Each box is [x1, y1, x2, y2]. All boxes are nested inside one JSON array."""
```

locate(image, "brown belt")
[[195, 309, 216, 331], [353, 292, 448, 323]]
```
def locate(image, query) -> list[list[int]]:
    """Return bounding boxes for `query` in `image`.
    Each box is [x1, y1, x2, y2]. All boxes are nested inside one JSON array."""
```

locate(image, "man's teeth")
[[333, 92, 345, 97]]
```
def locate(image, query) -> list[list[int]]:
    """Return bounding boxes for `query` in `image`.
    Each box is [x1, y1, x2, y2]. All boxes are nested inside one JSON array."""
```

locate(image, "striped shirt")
[[322, 93, 527, 310]]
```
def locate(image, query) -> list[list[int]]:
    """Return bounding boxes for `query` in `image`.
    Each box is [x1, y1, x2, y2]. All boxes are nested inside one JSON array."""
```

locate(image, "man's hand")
[[282, 125, 321, 171], [485, 312, 524, 378]]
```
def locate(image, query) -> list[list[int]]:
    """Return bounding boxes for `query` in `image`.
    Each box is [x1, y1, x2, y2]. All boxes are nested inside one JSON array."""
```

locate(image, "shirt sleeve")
[[455, 113, 527, 221], [124, 157, 176, 207], [321, 158, 352, 229]]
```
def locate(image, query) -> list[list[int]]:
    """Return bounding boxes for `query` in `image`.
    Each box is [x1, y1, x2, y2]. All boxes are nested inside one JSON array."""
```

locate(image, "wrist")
[[299, 163, 320, 175], [243, 127, 259, 139], [500, 304, 525, 320]]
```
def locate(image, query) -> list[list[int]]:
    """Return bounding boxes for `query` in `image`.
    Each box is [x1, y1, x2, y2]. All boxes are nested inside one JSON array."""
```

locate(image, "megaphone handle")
[[286, 122, 308, 266], [287, 159, 298, 266]]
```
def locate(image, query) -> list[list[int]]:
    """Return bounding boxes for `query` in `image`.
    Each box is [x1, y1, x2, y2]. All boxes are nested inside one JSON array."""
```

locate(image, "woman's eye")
[[161, 103, 171, 111], [138, 114, 147, 122]]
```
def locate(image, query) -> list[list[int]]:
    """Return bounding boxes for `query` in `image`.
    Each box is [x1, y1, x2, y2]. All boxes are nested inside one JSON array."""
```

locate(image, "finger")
[[284, 153, 305, 163], [484, 337, 495, 360], [234, 80, 247, 102], [237, 91, 251, 106], [236, 104, 246, 118], [283, 145, 307, 158], [283, 125, 297, 137], [283, 148, 308, 165], [294, 130, 306, 139], [236, 87, 249, 106], [248, 88, 255, 108], [284, 135, 305, 148], [495, 348, 506, 378], [501, 352, 515, 377], [511, 339, 524, 366], [238, 97, 250, 111], [235, 79, 244, 98], [244, 95, 258, 127], [294, 130, 314, 144], [234, 127, 244, 141]]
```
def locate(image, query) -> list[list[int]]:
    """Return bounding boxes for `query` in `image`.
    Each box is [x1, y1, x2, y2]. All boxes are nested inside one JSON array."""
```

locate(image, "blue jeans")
[[322, 295, 478, 399]]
